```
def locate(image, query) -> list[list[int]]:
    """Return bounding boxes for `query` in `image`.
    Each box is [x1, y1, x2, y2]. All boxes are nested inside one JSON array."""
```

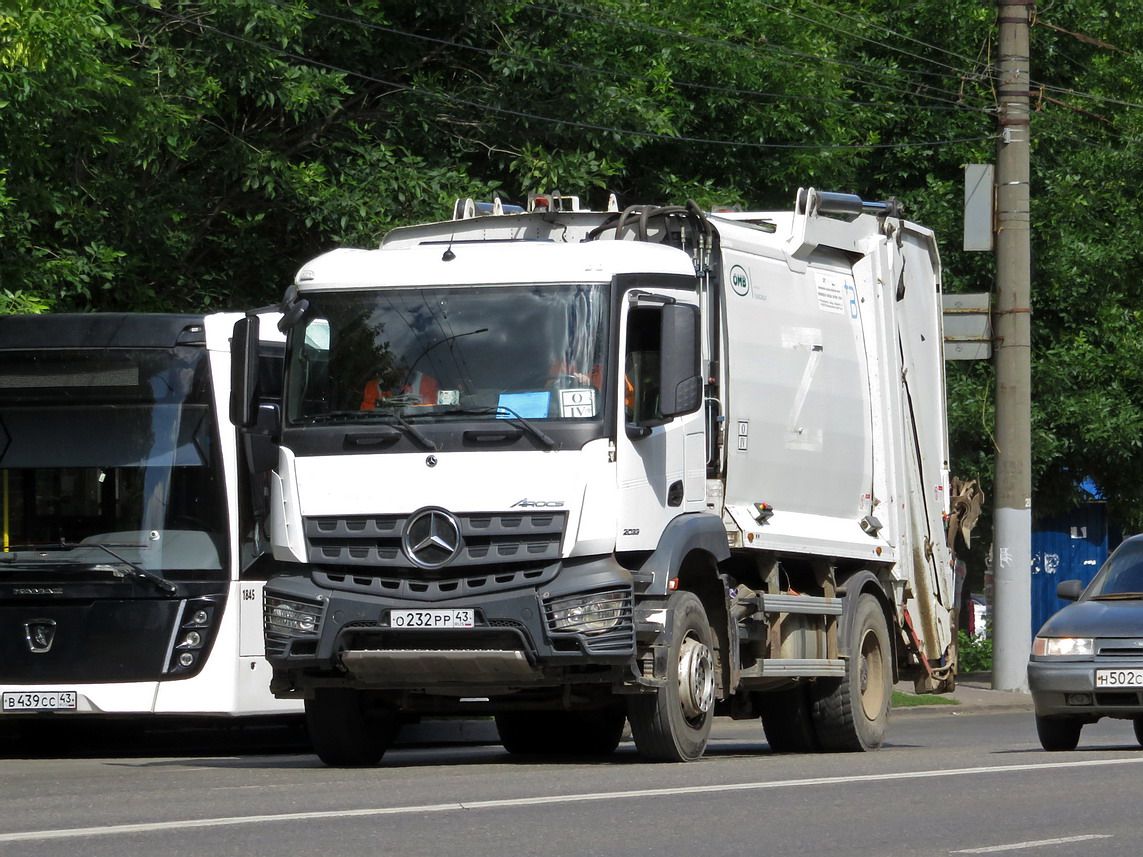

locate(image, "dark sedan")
[[1028, 534, 1143, 751]]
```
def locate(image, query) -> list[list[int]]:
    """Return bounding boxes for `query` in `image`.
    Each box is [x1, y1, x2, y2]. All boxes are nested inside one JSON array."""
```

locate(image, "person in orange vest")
[[547, 359, 603, 389], [360, 370, 439, 409]]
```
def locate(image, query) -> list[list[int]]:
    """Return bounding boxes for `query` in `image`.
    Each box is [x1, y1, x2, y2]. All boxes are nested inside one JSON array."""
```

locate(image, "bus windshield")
[[285, 284, 610, 426], [0, 346, 227, 575]]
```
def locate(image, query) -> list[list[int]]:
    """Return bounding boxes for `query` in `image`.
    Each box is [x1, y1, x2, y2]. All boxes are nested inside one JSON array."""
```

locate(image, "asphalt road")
[[1, 708, 1141, 857]]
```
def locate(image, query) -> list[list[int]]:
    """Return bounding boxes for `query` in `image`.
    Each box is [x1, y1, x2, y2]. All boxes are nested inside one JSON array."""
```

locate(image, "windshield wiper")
[[303, 409, 438, 449], [430, 406, 557, 449], [493, 406, 557, 449], [59, 540, 179, 597], [1091, 592, 1143, 601]]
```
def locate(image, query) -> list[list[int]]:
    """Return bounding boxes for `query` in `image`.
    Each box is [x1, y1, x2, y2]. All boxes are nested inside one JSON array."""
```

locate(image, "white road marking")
[[953, 834, 1114, 853], [1, 757, 1141, 843]]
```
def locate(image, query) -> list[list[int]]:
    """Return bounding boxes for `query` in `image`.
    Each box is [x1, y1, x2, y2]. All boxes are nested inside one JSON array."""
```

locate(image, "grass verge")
[[891, 690, 959, 707]]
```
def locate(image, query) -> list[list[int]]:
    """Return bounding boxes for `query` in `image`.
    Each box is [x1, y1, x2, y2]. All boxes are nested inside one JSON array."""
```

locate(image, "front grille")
[[341, 624, 532, 654], [1095, 691, 1142, 706], [1097, 640, 1143, 658], [315, 561, 560, 601], [304, 511, 567, 569]]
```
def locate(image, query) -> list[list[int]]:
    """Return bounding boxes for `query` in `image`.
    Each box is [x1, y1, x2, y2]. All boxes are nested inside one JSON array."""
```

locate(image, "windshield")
[[1085, 539, 1143, 599], [286, 284, 610, 425], [0, 347, 227, 574]]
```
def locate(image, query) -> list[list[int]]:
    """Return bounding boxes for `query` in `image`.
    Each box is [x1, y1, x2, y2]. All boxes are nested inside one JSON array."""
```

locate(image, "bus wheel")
[[305, 688, 398, 766], [811, 593, 891, 751], [627, 590, 715, 762]]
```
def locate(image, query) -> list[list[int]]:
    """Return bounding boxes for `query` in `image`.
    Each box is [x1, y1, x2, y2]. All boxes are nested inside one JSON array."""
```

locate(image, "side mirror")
[[230, 315, 260, 429], [659, 303, 702, 418], [1056, 579, 1085, 602], [246, 403, 281, 472], [279, 297, 311, 332]]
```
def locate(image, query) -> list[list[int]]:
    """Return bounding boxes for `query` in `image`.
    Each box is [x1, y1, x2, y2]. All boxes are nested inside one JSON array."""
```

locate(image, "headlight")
[[265, 596, 322, 635], [165, 597, 218, 675], [1032, 636, 1094, 657], [547, 591, 627, 635]]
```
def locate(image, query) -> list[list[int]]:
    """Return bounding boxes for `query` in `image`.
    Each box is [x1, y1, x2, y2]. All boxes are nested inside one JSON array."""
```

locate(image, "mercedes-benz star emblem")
[[24, 619, 57, 654], [402, 508, 462, 568]]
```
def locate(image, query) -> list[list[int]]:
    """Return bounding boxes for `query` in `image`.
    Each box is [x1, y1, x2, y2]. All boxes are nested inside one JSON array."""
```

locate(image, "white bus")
[[0, 312, 300, 729]]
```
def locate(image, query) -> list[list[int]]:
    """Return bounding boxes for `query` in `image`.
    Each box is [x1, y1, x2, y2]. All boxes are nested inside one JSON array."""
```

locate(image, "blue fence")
[[1030, 504, 1117, 635]]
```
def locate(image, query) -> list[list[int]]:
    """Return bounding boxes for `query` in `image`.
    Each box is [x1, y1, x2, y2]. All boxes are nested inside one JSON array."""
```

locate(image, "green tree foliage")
[[5, 1, 1143, 527]]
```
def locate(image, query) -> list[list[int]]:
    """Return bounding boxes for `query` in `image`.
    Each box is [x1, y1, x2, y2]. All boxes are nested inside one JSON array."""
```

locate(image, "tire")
[[811, 593, 892, 751], [1134, 716, 1143, 748], [305, 688, 399, 767], [1036, 715, 1082, 751], [757, 684, 820, 753], [627, 590, 716, 762], [496, 706, 626, 756]]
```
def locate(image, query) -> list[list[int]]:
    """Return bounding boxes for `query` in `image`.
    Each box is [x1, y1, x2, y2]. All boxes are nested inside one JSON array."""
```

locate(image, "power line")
[[128, 1, 996, 152], [512, 0, 999, 112], [791, 0, 997, 75], [246, 0, 993, 116]]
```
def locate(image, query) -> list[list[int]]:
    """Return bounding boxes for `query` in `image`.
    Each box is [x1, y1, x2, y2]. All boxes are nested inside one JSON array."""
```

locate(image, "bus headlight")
[[165, 598, 219, 675]]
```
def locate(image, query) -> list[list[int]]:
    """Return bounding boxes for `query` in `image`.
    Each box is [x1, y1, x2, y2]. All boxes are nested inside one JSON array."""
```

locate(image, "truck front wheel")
[[628, 590, 715, 762], [305, 688, 399, 766], [811, 593, 891, 751]]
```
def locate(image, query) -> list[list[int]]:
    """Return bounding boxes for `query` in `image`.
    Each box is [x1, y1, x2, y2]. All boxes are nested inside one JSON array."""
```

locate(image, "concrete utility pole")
[[992, 0, 1033, 691]]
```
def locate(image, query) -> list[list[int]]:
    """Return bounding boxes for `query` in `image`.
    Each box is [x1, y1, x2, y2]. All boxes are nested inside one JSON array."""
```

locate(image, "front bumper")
[[1028, 657, 1143, 719], [264, 556, 638, 696]]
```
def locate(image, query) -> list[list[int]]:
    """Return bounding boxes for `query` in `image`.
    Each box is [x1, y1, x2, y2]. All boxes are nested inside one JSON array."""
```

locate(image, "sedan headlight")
[[1032, 636, 1094, 657]]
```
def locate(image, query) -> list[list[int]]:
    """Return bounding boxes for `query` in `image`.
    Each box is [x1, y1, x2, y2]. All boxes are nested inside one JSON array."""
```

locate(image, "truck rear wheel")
[[495, 706, 626, 756], [627, 590, 715, 762], [305, 688, 399, 766], [811, 593, 891, 751]]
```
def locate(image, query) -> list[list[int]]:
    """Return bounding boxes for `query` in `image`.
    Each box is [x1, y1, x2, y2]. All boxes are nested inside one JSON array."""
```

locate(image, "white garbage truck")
[[231, 188, 957, 765]]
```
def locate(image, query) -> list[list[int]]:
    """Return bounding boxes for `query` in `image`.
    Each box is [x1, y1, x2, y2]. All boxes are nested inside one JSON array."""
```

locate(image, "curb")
[[890, 701, 1035, 718]]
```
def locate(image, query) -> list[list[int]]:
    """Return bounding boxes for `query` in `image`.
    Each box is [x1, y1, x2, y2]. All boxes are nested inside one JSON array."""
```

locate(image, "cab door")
[[614, 289, 706, 551]]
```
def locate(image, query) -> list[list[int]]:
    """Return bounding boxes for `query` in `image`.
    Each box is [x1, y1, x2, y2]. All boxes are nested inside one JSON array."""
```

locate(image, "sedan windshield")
[[286, 284, 610, 425], [1086, 539, 1143, 599]]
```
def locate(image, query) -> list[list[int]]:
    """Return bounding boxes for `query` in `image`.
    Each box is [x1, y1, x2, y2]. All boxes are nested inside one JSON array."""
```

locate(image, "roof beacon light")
[[452, 197, 525, 220]]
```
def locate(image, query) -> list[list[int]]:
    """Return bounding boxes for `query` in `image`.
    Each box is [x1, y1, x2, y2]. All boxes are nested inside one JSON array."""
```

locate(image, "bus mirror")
[[230, 315, 260, 429], [660, 304, 702, 418]]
